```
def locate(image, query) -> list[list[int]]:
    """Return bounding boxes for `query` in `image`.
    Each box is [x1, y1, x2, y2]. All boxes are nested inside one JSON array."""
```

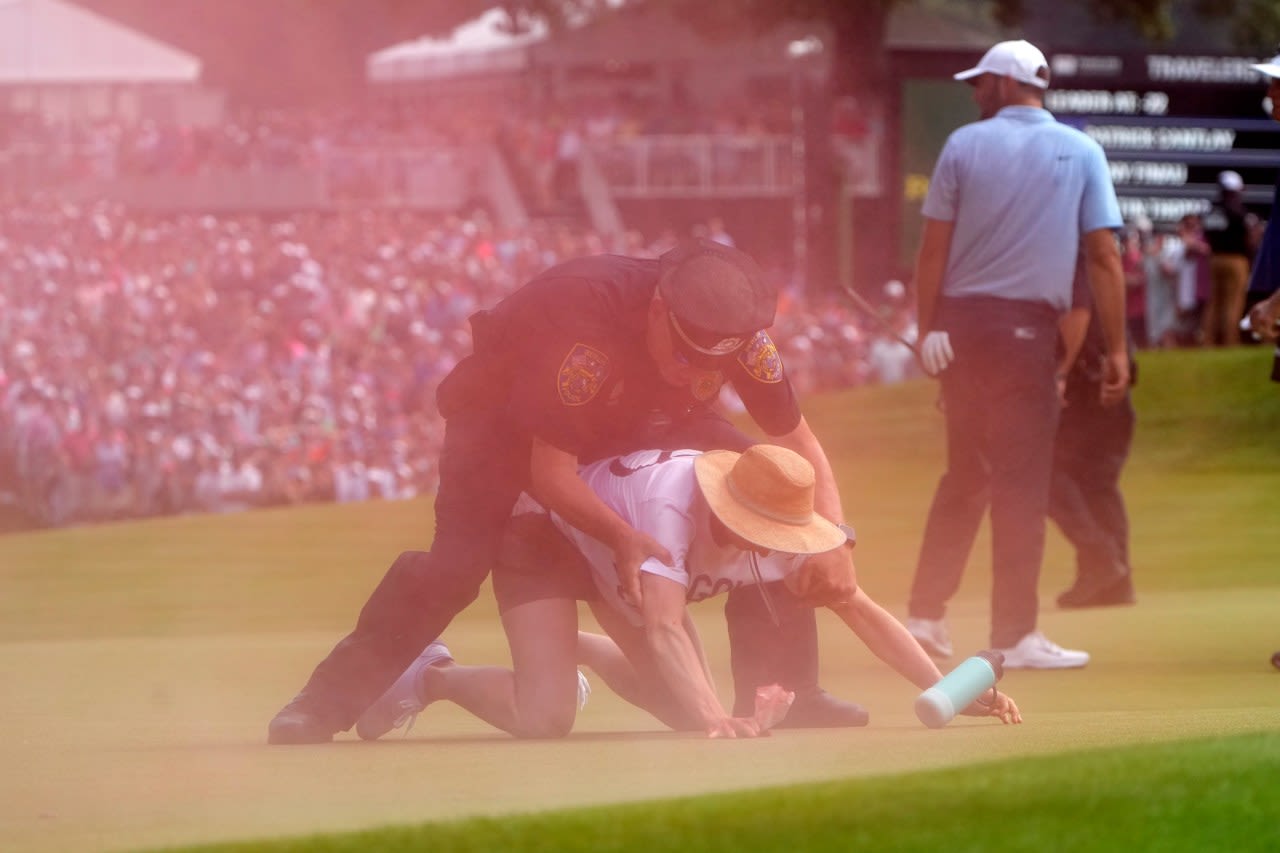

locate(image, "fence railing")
[[588, 134, 797, 197]]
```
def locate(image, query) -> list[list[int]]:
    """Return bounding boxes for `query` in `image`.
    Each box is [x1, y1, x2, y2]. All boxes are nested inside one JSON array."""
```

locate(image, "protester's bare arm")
[[829, 585, 944, 690], [770, 417, 856, 604], [1081, 227, 1130, 404], [829, 582, 1023, 725], [529, 437, 671, 606], [639, 573, 762, 738]]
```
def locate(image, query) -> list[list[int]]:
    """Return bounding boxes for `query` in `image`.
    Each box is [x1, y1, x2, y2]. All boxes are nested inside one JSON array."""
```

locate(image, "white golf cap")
[[1252, 51, 1280, 79], [1218, 170, 1244, 192], [954, 40, 1050, 89]]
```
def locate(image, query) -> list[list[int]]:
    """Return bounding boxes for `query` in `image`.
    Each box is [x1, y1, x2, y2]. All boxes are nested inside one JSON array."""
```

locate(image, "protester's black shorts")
[[494, 512, 599, 613]]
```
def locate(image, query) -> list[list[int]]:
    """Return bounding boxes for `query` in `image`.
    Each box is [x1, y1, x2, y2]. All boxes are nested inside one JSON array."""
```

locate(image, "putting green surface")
[[2, 348, 1278, 852]]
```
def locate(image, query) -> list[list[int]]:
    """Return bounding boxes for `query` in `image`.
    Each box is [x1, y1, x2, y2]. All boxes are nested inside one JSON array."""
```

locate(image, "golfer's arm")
[[641, 574, 730, 729], [830, 588, 942, 691], [1082, 227, 1127, 358], [914, 217, 955, 334], [529, 437, 632, 550]]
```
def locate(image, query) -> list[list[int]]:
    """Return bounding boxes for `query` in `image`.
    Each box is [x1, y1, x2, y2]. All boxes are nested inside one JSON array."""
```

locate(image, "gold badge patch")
[[557, 343, 611, 406], [738, 331, 783, 383]]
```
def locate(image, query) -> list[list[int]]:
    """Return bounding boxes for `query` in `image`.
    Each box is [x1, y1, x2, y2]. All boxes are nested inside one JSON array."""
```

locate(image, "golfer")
[[356, 445, 1021, 741], [903, 39, 1128, 669]]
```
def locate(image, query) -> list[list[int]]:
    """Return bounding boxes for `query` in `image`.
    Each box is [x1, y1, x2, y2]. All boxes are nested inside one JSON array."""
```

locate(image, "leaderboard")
[[1046, 52, 1278, 225]]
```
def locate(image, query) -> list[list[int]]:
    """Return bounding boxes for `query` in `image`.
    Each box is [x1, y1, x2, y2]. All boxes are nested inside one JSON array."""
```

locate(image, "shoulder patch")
[[737, 331, 783, 383], [557, 343, 611, 406]]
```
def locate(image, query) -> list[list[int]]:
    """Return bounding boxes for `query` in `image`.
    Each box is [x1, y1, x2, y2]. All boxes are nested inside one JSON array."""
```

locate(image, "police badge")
[[557, 343, 611, 406], [738, 331, 784, 383]]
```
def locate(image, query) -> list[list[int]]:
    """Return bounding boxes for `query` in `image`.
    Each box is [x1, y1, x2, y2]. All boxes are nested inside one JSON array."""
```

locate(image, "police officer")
[[268, 239, 867, 744], [901, 40, 1129, 670], [1048, 261, 1137, 609]]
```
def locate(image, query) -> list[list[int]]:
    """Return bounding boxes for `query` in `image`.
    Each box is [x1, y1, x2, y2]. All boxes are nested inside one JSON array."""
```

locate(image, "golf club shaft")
[[838, 282, 922, 357]]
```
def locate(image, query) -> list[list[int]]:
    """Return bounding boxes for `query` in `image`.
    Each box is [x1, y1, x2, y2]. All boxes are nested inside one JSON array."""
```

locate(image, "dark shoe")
[[1057, 571, 1136, 609], [774, 688, 870, 729], [267, 696, 337, 745], [1271, 651, 1280, 671]]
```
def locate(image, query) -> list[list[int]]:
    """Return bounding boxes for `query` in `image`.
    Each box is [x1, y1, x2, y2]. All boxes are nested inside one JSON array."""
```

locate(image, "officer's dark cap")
[[657, 239, 777, 342]]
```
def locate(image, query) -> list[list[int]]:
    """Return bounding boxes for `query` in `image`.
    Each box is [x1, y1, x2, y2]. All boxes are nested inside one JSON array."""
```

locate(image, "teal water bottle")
[[914, 650, 1004, 728]]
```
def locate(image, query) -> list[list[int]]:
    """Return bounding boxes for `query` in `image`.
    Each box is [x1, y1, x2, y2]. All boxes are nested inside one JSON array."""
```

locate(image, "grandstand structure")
[[4, 1, 1000, 292]]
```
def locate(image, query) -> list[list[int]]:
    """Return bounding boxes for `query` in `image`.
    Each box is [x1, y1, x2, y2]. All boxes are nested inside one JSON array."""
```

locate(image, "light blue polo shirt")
[[923, 105, 1122, 311]]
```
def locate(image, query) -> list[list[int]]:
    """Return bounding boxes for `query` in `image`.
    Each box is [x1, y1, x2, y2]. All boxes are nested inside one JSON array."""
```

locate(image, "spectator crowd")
[[0, 198, 919, 529]]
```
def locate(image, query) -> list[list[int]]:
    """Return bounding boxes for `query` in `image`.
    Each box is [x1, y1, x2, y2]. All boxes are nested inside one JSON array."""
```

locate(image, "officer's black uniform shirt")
[[466, 254, 800, 462]]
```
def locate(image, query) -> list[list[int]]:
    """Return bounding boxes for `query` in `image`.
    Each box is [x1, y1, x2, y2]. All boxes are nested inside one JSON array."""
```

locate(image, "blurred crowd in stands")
[[0, 199, 919, 529], [1121, 210, 1269, 350]]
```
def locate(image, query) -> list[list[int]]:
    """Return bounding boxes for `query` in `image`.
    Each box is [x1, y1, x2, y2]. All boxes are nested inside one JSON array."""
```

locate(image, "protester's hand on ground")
[[706, 716, 765, 738], [961, 689, 1022, 724]]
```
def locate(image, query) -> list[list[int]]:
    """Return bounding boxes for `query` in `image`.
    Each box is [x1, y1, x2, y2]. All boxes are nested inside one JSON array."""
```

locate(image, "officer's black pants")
[[1048, 384, 1134, 578]]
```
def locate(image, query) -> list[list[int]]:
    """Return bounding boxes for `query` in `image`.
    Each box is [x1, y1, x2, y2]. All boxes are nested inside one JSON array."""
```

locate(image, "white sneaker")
[[906, 617, 953, 659], [997, 631, 1089, 669], [356, 641, 453, 741]]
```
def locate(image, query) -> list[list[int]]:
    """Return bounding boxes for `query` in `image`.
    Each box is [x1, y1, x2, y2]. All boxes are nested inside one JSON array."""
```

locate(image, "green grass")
[[161, 731, 1280, 853], [3, 347, 1279, 853]]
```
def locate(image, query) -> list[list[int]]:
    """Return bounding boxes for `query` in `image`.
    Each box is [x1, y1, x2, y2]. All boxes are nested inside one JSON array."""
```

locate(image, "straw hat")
[[693, 445, 846, 554]]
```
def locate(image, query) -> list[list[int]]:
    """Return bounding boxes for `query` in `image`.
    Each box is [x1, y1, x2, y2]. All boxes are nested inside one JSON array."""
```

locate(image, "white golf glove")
[[921, 330, 955, 376]]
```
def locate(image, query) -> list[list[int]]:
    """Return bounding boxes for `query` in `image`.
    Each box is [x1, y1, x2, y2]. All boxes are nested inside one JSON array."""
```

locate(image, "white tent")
[[0, 0, 200, 84], [368, 7, 547, 83]]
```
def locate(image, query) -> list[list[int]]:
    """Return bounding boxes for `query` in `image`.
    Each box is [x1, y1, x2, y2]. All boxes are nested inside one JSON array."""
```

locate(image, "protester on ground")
[[267, 239, 868, 744], [902, 40, 1128, 669], [356, 446, 1021, 741]]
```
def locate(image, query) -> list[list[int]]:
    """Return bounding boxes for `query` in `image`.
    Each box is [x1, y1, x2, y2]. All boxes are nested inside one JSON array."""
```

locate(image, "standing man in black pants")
[[1049, 262, 1137, 609], [901, 40, 1129, 670], [268, 239, 867, 744]]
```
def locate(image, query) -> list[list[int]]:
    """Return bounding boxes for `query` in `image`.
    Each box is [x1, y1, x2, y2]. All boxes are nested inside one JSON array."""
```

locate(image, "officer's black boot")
[[725, 583, 868, 727]]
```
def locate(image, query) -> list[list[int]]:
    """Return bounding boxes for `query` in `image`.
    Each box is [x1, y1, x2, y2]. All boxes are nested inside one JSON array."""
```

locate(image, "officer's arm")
[[770, 416, 856, 605], [528, 437, 671, 606]]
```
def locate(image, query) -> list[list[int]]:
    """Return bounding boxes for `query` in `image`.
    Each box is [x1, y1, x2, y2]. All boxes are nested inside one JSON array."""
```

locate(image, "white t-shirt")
[[523, 449, 807, 626]]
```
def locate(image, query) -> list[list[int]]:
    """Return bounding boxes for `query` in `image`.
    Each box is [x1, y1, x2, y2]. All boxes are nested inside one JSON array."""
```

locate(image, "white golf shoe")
[[996, 631, 1089, 669], [356, 641, 453, 741], [906, 617, 953, 659]]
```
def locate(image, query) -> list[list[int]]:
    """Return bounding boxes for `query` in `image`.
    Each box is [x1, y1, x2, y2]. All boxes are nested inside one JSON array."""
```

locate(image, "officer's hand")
[[1248, 293, 1280, 342], [613, 528, 672, 609], [1099, 351, 1130, 406], [920, 331, 955, 376], [787, 548, 856, 606]]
